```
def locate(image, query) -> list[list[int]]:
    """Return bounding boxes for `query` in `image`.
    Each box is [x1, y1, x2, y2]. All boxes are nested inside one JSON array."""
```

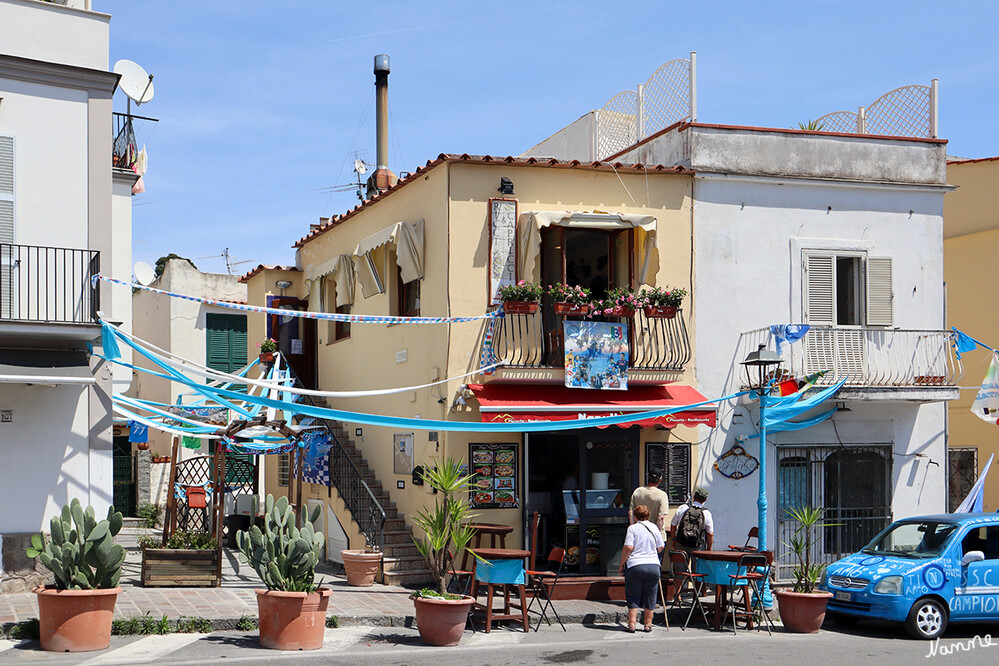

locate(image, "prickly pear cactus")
[[235, 494, 325, 592], [25, 498, 126, 590]]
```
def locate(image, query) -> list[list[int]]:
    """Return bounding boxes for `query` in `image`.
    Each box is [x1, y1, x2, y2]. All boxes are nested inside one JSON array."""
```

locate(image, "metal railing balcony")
[[489, 303, 691, 371], [739, 325, 963, 388], [0, 243, 100, 324]]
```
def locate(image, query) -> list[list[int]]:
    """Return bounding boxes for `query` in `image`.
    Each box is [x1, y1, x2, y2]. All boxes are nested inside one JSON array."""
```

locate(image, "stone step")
[[383, 517, 408, 531], [383, 554, 431, 573], [383, 530, 414, 545], [382, 568, 436, 588], [382, 542, 421, 558]]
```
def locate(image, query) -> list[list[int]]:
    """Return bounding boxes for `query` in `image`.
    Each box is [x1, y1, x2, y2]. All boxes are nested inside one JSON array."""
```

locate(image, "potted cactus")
[[235, 494, 330, 650], [26, 499, 125, 652]]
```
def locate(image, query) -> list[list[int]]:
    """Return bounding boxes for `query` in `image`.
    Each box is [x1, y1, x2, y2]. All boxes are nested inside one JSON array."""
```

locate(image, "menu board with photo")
[[646, 442, 691, 505], [468, 443, 519, 509]]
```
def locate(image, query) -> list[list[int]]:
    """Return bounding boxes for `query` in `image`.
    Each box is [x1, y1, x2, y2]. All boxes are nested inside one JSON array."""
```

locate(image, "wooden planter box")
[[141, 549, 220, 587]]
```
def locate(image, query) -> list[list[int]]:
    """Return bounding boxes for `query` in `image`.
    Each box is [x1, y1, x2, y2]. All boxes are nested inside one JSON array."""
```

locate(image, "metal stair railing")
[[281, 364, 386, 553]]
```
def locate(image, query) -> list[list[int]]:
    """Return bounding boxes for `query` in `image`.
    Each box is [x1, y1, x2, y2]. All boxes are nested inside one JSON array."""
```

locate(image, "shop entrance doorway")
[[526, 427, 639, 576]]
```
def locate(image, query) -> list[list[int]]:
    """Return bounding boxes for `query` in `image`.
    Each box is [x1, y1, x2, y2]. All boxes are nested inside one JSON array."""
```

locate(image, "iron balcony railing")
[[0, 243, 100, 323], [285, 366, 386, 553], [739, 325, 963, 388], [490, 303, 691, 371], [113, 112, 157, 170]]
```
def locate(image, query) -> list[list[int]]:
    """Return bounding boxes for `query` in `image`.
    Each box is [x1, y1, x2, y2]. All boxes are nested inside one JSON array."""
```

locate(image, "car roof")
[[895, 513, 997, 525]]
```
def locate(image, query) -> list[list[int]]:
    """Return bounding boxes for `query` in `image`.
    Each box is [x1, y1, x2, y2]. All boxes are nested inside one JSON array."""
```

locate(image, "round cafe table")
[[469, 548, 531, 633], [460, 523, 515, 570], [691, 550, 752, 630]]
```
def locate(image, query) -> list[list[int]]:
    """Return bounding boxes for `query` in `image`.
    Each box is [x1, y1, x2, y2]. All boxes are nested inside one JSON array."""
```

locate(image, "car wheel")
[[827, 611, 859, 627], [905, 598, 947, 640]]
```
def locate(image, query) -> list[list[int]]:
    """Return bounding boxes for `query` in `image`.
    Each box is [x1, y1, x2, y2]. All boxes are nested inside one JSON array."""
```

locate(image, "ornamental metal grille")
[[948, 448, 978, 513]]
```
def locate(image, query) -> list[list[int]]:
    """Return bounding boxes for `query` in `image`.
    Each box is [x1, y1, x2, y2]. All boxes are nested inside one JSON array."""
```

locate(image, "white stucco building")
[[532, 117, 956, 577], [0, 0, 137, 591]]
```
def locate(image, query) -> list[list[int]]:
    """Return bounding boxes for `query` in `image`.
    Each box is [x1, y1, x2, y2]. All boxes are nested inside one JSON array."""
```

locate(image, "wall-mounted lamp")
[[275, 280, 292, 291], [498, 177, 514, 195]]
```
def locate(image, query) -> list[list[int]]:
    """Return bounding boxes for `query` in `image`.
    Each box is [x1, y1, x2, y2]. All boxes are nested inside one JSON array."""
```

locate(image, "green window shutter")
[[206, 313, 248, 392]]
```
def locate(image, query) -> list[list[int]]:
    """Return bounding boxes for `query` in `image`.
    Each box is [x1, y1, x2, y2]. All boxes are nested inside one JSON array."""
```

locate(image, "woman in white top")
[[618, 504, 666, 632]]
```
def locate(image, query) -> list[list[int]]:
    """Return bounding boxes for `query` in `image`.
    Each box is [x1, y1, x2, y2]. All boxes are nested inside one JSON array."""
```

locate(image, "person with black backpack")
[[669, 487, 714, 577]]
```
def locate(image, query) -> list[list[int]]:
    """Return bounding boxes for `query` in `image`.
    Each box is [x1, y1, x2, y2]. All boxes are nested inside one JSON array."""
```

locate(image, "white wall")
[[0, 0, 109, 71], [691, 174, 948, 550], [0, 77, 90, 249], [0, 383, 92, 532]]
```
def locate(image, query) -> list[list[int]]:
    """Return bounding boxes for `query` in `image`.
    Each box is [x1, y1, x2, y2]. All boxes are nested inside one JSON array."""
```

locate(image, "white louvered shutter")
[[0, 136, 14, 318], [866, 257, 893, 327], [804, 252, 835, 324]]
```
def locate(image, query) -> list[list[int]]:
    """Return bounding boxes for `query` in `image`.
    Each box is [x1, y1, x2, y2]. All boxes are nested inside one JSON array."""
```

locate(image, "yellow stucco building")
[[944, 156, 999, 512], [244, 154, 706, 588]]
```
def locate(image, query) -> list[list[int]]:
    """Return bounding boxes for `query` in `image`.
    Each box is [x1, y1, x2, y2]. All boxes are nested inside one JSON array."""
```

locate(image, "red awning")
[[467, 383, 717, 429]]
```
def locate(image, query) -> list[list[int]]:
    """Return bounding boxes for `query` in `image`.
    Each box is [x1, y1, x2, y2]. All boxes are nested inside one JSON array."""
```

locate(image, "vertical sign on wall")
[[489, 198, 518, 305]]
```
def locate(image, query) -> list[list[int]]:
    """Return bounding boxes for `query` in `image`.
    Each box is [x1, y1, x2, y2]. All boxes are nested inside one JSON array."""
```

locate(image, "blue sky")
[[103, 1, 999, 275]]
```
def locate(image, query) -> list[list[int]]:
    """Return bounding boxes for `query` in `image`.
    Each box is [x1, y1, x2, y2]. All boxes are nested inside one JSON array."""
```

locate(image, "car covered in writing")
[[819, 513, 999, 639]]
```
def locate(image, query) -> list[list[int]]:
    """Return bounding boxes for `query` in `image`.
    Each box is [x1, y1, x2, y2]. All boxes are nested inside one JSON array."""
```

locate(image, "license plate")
[[835, 591, 852, 602]]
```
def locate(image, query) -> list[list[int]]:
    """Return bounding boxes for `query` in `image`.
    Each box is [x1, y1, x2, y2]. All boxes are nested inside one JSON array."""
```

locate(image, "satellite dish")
[[134, 261, 155, 286], [354, 159, 367, 175], [113, 59, 155, 105]]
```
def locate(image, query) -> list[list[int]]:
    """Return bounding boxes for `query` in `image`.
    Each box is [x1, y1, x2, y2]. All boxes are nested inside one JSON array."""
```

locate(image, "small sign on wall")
[[393, 433, 414, 474], [1, 410, 12, 423]]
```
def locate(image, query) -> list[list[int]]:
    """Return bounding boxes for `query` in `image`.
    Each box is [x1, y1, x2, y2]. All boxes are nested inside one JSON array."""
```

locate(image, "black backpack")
[[677, 506, 705, 548]]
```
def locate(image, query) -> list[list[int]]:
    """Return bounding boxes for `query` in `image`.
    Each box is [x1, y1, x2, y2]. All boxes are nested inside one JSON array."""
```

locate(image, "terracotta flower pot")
[[501, 300, 539, 315], [35, 586, 120, 652], [775, 589, 832, 633], [607, 306, 635, 317], [255, 587, 331, 650], [413, 595, 476, 646], [341, 550, 382, 586], [643, 305, 678, 319], [259, 351, 276, 364], [553, 302, 591, 316]]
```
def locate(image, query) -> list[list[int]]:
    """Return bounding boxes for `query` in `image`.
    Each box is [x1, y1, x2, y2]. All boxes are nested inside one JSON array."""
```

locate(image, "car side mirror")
[[961, 550, 985, 566]]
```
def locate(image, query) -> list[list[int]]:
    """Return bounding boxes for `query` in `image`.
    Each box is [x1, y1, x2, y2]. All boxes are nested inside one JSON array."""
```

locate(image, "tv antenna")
[[312, 151, 371, 203], [196, 248, 254, 274]]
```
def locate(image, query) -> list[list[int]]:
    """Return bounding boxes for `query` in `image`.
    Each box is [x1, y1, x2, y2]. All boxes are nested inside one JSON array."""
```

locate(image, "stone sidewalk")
[[1, 528, 642, 631]]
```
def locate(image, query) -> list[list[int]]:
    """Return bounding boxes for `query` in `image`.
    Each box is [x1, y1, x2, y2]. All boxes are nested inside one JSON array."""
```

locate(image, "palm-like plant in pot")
[[26, 499, 125, 652], [776, 506, 840, 633], [235, 494, 330, 650], [410, 457, 479, 646]]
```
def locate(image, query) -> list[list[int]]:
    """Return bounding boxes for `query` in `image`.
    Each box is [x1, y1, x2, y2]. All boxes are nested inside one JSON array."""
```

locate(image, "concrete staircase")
[[318, 421, 435, 588]]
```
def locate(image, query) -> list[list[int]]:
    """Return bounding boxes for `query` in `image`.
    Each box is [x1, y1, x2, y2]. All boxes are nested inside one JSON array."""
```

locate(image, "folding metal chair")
[[728, 526, 759, 552], [723, 551, 776, 635], [668, 550, 709, 630], [445, 549, 474, 597], [526, 547, 566, 631]]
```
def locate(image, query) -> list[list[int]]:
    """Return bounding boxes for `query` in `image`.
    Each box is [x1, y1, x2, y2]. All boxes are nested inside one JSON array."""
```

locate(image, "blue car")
[[820, 512, 999, 639]]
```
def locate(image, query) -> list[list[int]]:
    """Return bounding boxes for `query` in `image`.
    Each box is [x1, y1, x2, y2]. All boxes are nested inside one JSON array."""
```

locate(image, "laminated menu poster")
[[468, 443, 519, 509], [646, 442, 690, 505]]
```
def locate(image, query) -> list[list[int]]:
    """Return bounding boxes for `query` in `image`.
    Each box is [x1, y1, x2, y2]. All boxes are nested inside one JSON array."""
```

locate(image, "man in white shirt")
[[670, 487, 714, 575]]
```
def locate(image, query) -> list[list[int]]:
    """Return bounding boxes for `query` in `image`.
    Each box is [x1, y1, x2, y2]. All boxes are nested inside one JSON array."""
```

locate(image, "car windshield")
[[862, 521, 958, 559]]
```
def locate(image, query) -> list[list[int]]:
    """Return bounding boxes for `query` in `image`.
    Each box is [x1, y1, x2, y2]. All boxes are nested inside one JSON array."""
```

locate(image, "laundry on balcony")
[[466, 383, 717, 429]]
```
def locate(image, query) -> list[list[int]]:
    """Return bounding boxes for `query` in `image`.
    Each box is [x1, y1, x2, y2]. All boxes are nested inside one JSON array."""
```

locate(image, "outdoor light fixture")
[[739, 343, 783, 607], [275, 280, 292, 290], [498, 177, 514, 195]]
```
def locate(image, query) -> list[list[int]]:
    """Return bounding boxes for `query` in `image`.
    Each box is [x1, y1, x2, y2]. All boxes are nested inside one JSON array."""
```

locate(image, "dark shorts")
[[624, 563, 660, 610]]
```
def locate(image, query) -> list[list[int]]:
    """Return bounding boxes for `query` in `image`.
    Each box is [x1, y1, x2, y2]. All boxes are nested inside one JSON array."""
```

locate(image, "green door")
[[205, 313, 254, 482], [112, 436, 136, 516]]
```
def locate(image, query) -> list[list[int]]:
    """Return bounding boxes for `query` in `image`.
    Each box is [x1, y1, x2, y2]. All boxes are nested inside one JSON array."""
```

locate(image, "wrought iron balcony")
[[113, 112, 157, 170], [739, 325, 963, 389], [489, 303, 691, 371], [0, 243, 100, 324]]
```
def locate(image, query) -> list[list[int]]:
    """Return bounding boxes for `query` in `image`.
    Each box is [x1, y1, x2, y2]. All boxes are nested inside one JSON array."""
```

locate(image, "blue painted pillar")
[[758, 390, 773, 608]]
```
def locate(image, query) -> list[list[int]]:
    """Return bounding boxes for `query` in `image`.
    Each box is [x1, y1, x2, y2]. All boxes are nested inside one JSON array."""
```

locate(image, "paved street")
[[2, 621, 999, 665]]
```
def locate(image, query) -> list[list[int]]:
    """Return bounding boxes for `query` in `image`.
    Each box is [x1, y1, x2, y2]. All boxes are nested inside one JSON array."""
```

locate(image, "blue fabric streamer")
[[770, 324, 809, 355], [101, 321, 122, 361], [951, 327, 980, 360], [762, 378, 846, 428]]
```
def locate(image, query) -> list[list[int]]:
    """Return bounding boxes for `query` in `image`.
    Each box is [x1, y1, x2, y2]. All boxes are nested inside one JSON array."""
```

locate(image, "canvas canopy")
[[354, 219, 424, 298], [518, 211, 659, 284], [306, 253, 356, 312]]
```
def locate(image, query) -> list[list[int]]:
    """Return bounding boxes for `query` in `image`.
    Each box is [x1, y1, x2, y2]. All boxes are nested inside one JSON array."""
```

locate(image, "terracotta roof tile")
[[294, 154, 689, 248], [239, 264, 300, 283]]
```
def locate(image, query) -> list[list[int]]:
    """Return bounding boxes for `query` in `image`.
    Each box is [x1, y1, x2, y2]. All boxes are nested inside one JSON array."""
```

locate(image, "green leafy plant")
[[547, 283, 591, 306], [138, 530, 217, 550], [639, 285, 687, 308], [8, 619, 39, 640], [257, 338, 278, 353], [111, 612, 171, 636], [175, 616, 213, 633], [796, 120, 825, 131], [136, 503, 161, 529], [235, 494, 325, 592], [781, 506, 841, 593], [497, 280, 543, 303], [236, 615, 257, 631], [25, 499, 125, 590], [410, 457, 480, 597], [325, 615, 340, 629]]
